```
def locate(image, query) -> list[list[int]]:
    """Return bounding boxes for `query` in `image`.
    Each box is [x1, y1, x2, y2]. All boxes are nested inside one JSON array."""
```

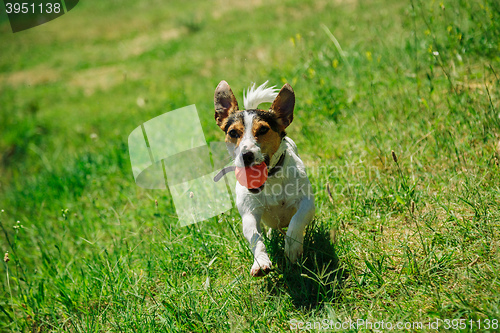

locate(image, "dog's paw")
[[285, 238, 303, 263], [250, 254, 272, 277]]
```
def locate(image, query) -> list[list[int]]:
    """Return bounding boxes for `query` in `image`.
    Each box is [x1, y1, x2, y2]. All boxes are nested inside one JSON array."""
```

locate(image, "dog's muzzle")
[[213, 151, 286, 194]]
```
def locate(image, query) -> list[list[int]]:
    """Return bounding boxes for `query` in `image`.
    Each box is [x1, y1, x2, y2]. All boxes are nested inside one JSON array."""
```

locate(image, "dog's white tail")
[[243, 81, 279, 110]]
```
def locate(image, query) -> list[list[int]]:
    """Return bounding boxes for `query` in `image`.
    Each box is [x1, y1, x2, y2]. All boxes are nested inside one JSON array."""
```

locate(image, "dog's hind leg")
[[241, 212, 272, 277]]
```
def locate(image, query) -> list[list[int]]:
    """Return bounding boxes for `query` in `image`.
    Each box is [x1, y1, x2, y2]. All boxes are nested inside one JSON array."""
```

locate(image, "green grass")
[[1, 0, 500, 331]]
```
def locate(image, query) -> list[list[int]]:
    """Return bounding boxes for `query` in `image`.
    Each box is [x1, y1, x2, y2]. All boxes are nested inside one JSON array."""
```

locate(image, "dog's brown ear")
[[214, 80, 239, 130], [270, 83, 295, 129]]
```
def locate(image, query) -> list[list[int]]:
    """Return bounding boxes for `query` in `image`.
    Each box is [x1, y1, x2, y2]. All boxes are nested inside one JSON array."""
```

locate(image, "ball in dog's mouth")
[[235, 162, 268, 189]]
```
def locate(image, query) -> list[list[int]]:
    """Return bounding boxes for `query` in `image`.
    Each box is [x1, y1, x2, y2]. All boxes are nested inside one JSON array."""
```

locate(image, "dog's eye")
[[256, 126, 269, 136], [228, 129, 240, 139]]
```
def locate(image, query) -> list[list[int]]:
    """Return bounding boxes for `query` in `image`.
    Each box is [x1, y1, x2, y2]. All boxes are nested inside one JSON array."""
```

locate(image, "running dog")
[[214, 81, 315, 277]]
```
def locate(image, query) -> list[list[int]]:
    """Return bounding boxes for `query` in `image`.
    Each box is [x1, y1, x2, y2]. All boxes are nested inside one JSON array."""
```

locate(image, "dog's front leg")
[[285, 196, 315, 263], [242, 212, 272, 277]]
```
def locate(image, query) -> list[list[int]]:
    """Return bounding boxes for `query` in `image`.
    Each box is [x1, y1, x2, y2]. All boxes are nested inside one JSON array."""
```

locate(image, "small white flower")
[[432, 51, 439, 56]]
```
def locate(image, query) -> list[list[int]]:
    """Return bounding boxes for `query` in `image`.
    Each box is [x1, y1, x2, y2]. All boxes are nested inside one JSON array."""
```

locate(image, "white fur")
[[232, 111, 265, 168], [243, 81, 279, 110], [236, 137, 315, 276]]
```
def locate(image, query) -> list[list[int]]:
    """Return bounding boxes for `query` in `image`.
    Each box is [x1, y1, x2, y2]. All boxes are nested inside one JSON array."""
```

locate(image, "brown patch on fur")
[[218, 118, 230, 133], [225, 119, 245, 146], [214, 81, 239, 130], [271, 84, 295, 130], [253, 120, 281, 162]]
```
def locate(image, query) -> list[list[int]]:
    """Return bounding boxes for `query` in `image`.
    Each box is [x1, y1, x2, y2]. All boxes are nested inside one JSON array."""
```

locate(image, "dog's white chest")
[[235, 138, 313, 229]]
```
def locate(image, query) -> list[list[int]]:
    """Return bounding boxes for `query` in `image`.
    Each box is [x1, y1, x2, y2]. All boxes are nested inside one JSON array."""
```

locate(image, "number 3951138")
[[5, 2, 61, 14]]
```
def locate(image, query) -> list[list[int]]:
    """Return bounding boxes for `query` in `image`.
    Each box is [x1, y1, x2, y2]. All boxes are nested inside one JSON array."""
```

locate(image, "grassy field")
[[1, 0, 499, 331]]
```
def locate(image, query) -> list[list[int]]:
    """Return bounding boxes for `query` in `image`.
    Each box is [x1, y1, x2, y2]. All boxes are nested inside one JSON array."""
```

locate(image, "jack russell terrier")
[[213, 81, 315, 277]]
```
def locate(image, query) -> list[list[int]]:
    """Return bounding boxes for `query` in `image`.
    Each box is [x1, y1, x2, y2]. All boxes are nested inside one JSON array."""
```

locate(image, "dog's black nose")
[[242, 152, 254, 166]]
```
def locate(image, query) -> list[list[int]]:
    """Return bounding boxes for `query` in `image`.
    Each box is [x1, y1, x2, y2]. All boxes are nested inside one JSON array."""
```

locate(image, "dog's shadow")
[[264, 221, 346, 309]]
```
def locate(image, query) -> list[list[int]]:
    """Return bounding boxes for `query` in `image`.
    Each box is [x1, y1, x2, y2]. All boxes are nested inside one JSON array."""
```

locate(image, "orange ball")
[[235, 162, 268, 189]]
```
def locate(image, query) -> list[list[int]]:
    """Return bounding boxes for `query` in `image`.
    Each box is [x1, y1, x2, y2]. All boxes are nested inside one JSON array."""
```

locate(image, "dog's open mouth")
[[214, 162, 268, 190], [213, 151, 286, 193]]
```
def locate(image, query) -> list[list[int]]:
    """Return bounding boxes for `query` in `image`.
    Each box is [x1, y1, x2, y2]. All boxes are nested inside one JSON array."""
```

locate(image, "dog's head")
[[214, 81, 295, 168]]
